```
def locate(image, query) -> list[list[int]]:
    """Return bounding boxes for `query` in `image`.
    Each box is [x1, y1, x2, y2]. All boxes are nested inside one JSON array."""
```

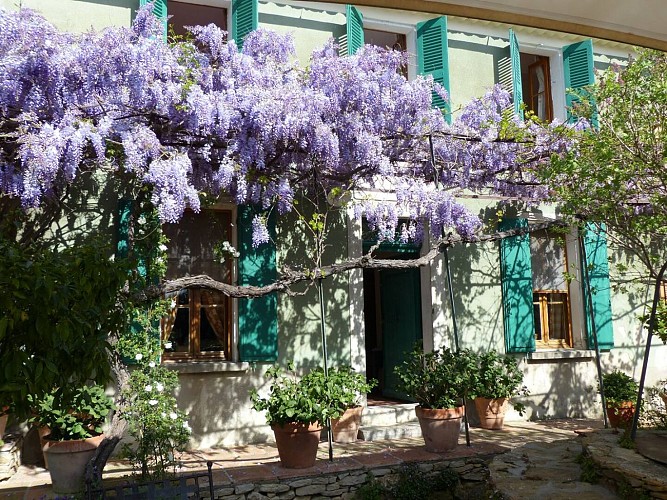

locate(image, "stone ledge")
[[163, 361, 250, 374], [527, 349, 595, 361]]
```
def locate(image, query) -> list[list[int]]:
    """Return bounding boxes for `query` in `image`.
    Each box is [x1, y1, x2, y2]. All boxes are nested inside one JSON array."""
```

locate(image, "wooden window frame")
[[531, 229, 573, 349], [162, 208, 234, 362], [533, 290, 573, 348]]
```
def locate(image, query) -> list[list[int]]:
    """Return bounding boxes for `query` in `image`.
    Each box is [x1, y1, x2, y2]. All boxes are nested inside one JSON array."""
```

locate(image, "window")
[[530, 229, 572, 348], [365, 28, 407, 77], [168, 1, 228, 38], [520, 53, 553, 121], [162, 209, 233, 360]]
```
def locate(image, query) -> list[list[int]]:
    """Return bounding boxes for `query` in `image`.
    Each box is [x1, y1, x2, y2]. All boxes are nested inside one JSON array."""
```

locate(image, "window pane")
[[200, 306, 227, 352], [166, 308, 190, 353], [531, 229, 567, 290], [547, 293, 569, 341], [169, 1, 227, 38], [164, 210, 233, 283], [533, 297, 543, 341]]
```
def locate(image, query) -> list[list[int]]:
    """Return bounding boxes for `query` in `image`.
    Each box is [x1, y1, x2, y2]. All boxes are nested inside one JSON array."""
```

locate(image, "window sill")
[[527, 349, 596, 361], [162, 361, 250, 374]]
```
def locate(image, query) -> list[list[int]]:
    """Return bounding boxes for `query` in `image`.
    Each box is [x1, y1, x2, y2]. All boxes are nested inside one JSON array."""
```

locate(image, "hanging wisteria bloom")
[[0, 5, 577, 247]]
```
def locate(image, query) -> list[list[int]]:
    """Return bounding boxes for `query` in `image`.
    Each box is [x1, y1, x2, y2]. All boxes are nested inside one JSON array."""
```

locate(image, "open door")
[[364, 265, 423, 400]]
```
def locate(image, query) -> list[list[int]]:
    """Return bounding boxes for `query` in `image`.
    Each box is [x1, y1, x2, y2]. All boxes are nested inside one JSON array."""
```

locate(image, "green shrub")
[[601, 370, 639, 404]]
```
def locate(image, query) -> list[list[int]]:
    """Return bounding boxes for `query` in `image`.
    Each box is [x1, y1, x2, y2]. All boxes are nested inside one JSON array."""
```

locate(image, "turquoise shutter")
[[499, 218, 535, 353], [346, 5, 364, 55], [140, 0, 168, 41], [117, 199, 132, 260], [509, 29, 523, 118], [563, 40, 596, 125], [232, 0, 258, 51], [237, 206, 278, 362], [417, 17, 451, 124], [582, 223, 614, 350]]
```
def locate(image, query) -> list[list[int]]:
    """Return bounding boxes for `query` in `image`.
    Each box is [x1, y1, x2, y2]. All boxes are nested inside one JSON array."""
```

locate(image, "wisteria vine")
[[0, 5, 578, 247]]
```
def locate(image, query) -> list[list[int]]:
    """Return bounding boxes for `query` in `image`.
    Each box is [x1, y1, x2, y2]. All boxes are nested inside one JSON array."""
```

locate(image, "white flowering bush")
[[120, 346, 191, 479], [213, 240, 240, 263]]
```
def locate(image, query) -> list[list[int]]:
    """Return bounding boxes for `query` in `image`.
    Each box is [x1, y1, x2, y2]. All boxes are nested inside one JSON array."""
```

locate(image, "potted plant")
[[30, 384, 114, 494], [471, 350, 528, 430], [325, 366, 376, 443], [394, 347, 477, 452], [601, 370, 639, 428], [251, 364, 333, 468]]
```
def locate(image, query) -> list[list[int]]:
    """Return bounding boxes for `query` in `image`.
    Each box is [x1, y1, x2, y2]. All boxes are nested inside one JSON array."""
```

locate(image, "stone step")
[[359, 421, 423, 441], [361, 403, 418, 427]]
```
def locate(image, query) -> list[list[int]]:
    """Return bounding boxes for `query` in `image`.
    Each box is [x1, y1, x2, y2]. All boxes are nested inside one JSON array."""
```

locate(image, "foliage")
[[325, 366, 377, 413], [251, 363, 337, 426], [638, 380, 667, 429], [649, 301, 667, 344], [470, 351, 526, 400], [394, 347, 478, 409], [0, 237, 130, 419], [470, 350, 529, 415], [601, 370, 639, 404], [355, 474, 388, 500], [541, 49, 667, 278], [120, 353, 191, 479], [29, 384, 115, 441], [576, 452, 600, 484], [390, 464, 458, 500], [0, 6, 576, 252]]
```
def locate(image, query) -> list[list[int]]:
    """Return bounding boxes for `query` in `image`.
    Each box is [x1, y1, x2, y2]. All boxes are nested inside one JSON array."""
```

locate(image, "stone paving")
[[0, 418, 639, 499]]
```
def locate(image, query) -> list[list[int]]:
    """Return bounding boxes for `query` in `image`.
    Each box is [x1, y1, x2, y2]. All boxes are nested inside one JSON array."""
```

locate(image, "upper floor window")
[[364, 28, 408, 77], [168, 1, 228, 38], [521, 53, 554, 121], [162, 209, 234, 361]]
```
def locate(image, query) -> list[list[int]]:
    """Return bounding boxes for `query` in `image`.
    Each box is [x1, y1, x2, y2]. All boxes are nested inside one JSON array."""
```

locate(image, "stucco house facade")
[[3, 0, 665, 448]]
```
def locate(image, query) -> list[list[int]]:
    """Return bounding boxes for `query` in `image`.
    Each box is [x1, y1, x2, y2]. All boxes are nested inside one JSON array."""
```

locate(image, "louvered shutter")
[[345, 5, 364, 55], [563, 40, 596, 125], [232, 0, 258, 51], [499, 218, 536, 353], [416, 17, 451, 124], [510, 30, 523, 118], [140, 0, 168, 41], [582, 223, 614, 350], [237, 206, 278, 362]]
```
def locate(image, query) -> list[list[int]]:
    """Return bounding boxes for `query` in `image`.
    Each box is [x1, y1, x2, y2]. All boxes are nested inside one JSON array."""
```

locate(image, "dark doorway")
[[364, 251, 423, 400]]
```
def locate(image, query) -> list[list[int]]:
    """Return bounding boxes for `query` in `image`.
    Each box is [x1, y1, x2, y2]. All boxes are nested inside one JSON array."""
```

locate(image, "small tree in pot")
[[325, 366, 376, 443], [251, 364, 333, 468], [470, 350, 528, 430], [30, 384, 114, 494], [601, 370, 639, 428], [394, 347, 477, 452]]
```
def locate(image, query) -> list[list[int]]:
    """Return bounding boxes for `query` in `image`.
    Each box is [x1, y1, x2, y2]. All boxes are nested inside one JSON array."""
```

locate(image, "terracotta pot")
[[606, 401, 635, 429], [474, 397, 509, 430], [43, 434, 104, 494], [331, 406, 363, 443], [272, 422, 322, 468], [415, 405, 464, 452]]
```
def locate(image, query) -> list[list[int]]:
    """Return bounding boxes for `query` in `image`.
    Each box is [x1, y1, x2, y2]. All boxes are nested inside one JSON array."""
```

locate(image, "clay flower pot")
[[606, 402, 635, 429], [43, 434, 104, 494], [272, 422, 322, 468], [331, 406, 363, 443], [474, 397, 509, 430], [415, 405, 464, 452]]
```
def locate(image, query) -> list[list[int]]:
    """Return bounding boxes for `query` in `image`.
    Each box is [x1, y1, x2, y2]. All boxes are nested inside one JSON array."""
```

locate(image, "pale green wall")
[[0, 0, 135, 31], [259, 1, 345, 67], [447, 31, 508, 117]]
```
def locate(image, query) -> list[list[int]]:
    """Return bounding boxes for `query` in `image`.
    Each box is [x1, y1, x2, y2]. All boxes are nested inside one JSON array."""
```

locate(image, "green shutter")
[[582, 223, 614, 350], [232, 0, 258, 51], [140, 0, 168, 41], [417, 17, 451, 124], [499, 218, 535, 353], [117, 199, 132, 260], [563, 40, 596, 125], [509, 29, 523, 118], [237, 206, 278, 362], [345, 5, 364, 55]]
